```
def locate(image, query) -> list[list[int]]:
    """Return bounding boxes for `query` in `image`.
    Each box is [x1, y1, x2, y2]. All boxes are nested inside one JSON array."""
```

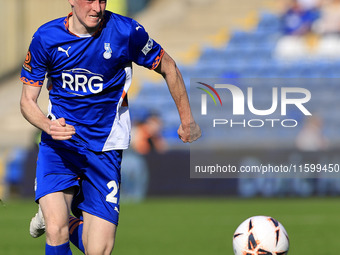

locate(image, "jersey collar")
[[64, 12, 104, 37]]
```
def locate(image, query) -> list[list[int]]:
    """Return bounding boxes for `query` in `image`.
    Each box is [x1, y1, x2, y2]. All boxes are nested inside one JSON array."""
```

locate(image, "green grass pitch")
[[0, 197, 339, 254]]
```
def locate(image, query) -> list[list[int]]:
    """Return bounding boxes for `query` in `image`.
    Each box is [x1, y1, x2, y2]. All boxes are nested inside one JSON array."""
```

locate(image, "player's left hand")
[[178, 122, 201, 143]]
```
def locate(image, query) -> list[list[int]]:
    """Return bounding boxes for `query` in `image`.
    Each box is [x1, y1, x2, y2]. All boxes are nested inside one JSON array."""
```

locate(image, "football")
[[233, 216, 289, 255]]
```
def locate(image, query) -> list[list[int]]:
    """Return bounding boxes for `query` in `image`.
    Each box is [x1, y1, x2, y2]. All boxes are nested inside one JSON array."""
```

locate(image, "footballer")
[[20, 0, 201, 254]]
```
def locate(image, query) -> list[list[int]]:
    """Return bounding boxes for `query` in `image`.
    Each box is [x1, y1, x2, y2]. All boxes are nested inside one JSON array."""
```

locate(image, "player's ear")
[[68, 0, 75, 8]]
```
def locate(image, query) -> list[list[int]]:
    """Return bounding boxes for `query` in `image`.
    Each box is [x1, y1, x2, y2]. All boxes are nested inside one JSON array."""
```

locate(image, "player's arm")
[[20, 84, 75, 140], [154, 51, 201, 143]]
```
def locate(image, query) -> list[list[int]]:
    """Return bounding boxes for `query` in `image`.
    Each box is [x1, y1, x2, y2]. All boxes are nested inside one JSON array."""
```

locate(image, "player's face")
[[69, 0, 107, 34]]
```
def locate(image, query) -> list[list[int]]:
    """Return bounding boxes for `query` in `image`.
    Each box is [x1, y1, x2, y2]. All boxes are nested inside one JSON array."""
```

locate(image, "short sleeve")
[[128, 20, 164, 70], [20, 33, 49, 87]]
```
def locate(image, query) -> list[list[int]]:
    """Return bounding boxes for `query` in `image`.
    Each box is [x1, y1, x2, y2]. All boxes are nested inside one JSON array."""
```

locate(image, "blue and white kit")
[[20, 11, 164, 225]]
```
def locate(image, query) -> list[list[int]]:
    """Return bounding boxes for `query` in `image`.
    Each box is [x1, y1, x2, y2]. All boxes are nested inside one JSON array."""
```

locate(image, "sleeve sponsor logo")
[[142, 37, 153, 56], [23, 50, 32, 73]]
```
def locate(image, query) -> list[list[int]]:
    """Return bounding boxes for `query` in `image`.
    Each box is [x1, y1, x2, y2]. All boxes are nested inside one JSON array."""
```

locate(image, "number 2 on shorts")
[[106, 180, 119, 204]]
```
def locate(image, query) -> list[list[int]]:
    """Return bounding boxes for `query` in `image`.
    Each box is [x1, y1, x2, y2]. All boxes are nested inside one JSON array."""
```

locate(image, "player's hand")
[[178, 121, 201, 143], [49, 118, 76, 140]]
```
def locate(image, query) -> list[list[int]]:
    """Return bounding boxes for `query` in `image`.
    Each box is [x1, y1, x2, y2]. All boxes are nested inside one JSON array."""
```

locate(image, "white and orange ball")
[[233, 216, 289, 255]]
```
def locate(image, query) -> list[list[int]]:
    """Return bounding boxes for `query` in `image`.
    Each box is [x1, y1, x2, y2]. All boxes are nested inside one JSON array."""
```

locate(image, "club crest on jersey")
[[103, 43, 112, 59]]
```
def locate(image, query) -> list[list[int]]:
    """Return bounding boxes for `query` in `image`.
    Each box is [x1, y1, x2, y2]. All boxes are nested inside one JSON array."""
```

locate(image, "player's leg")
[[82, 212, 117, 255], [69, 215, 85, 253], [34, 141, 85, 253], [39, 187, 74, 245], [72, 149, 122, 255], [30, 207, 86, 253], [39, 187, 75, 254]]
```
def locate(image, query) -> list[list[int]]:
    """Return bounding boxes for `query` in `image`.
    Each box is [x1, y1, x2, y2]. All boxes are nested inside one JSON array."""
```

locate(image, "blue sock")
[[69, 216, 85, 253], [45, 242, 72, 255]]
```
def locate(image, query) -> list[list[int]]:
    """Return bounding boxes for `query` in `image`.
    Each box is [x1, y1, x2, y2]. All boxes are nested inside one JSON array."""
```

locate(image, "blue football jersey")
[[21, 11, 164, 152]]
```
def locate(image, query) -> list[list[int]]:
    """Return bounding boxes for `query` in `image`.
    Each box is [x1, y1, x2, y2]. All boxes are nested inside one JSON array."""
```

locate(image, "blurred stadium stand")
[[131, 2, 340, 148], [1, 0, 340, 199]]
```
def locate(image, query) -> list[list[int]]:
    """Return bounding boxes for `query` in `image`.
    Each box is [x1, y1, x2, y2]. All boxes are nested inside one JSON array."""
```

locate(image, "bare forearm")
[[20, 95, 51, 134], [156, 52, 193, 127], [20, 86, 76, 140], [155, 51, 201, 143], [165, 66, 193, 127]]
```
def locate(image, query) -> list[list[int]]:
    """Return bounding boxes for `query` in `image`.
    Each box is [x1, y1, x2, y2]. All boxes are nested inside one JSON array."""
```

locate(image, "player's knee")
[[86, 248, 113, 255], [45, 224, 69, 245], [85, 240, 114, 255]]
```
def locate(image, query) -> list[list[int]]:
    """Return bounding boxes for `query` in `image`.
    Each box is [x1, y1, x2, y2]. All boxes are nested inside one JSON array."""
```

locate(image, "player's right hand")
[[178, 121, 202, 143], [49, 118, 76, 140]]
